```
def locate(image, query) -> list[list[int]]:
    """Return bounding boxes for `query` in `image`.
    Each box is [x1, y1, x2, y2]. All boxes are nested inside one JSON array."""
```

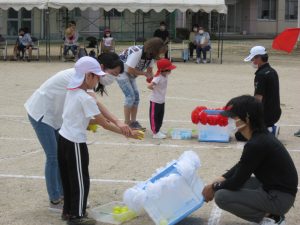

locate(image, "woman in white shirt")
[[24, 53, 130, 212], [117, 37, 167, 130]]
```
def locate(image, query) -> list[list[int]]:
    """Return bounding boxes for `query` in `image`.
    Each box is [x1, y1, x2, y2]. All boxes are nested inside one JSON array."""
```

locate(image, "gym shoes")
[[203, 60, 207, 64], [153, 131, 167, 139], [294, 129, 300, 137], [196, 58, 201, 64], [67, 216, 96, 225], [259, 216, 286, 225], [129, 121, 145, 131], [49, 199, 63, 213]]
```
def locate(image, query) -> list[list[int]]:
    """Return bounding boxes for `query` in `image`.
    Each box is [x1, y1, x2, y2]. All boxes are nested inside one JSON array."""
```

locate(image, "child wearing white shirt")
[[58, 57, 142, 225], [147, 58, 176, 139]]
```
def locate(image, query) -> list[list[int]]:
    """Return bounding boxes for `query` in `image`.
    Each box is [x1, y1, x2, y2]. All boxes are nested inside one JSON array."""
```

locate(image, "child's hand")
[[130, 130, 145, 140]]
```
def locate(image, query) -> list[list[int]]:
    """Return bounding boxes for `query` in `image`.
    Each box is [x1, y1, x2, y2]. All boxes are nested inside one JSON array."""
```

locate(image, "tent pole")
[[45, 9, 50, 61], [221, 14, 224, 64], [217, 13, 220, 59], [142, 11, 145, 44], [134, 11, 137, 44]]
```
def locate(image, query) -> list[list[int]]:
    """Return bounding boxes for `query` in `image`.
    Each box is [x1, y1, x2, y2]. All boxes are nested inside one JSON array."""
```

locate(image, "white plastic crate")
[[198, 110, 231, 143], [124, 151, 205, 225]]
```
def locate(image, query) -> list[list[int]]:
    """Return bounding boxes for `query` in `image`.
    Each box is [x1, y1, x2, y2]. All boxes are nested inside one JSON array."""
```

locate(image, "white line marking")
[[1, 137, 300, 153], [166, 96, 225, 104], [0, 174, 141, 184], [1, 115, 300, 127], [93, 141, 232, 150], [1, 174, 299, 190], [207, 203, 222, 225]]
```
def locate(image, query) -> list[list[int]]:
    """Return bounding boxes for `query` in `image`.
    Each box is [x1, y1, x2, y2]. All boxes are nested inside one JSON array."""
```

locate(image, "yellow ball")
[[88, 124, 98, 132], [160, 219, 168, 225]]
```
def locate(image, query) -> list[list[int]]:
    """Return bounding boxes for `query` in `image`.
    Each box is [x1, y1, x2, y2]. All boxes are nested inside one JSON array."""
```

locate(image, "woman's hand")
[[202, 184, 215, 202], [115, 120, 133, 137], [130, 129, 145, 140]]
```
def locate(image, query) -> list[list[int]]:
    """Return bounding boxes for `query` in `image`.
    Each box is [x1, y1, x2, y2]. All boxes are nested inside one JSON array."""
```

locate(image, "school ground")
[[0, 40, 299, 225]]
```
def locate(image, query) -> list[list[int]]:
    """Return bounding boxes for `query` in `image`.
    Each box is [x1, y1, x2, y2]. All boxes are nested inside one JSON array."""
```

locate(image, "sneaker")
[[153, 131, 167, 139], [294, 129, 300, 137], [67, 216, 96, 225], [203, 60, 207, 64], [196, 58, 201, 64], [130, 121, 146, 131], [259, 216, 286, 225], [63, 212, 88, 221], [49, 200, 63, 213]]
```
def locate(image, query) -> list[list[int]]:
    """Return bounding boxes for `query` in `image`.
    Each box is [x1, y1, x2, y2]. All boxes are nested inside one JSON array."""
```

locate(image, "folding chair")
[[24, 37, 40, 61], [0, 36, 8, 61], [168, 39, 188, 62]]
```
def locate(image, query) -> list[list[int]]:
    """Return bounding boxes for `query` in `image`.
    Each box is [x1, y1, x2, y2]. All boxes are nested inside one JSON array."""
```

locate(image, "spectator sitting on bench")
[[195, 27, 211, 64], [189, 24, 199, 60], [63, 21, 79, 59]]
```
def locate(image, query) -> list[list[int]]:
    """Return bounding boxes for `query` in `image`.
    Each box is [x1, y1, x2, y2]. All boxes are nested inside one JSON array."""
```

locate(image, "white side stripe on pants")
[[75, 143, 84, 217]]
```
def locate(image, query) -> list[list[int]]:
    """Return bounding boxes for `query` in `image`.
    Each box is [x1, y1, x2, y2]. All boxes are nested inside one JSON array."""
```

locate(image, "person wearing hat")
[[100, 28, 115, 53], [57, 56, 143, 225], [147, 58, 176, 139], [24, 54, 132, 214], [243, 46, 281, 139], [202, 95, 298, 225]]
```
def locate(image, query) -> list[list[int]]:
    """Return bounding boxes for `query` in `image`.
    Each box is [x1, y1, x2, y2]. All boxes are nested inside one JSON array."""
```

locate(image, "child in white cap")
[[58, 56, 143, 225]]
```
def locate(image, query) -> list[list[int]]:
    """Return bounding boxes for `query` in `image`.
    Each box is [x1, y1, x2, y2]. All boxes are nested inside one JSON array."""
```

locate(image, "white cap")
[[244, 46, 267, 62], [67, 56, 106, 89]]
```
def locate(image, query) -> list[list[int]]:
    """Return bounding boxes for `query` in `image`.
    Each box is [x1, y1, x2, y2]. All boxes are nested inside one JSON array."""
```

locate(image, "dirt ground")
[[0, 40, 299, 225]]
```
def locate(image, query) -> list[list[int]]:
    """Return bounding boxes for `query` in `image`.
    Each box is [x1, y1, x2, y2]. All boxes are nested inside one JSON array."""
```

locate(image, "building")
[[0, 0, 298, 41]]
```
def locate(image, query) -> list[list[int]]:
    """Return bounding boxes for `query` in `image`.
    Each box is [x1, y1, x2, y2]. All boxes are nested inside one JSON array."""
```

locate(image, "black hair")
[[225, 95, 266, 133], [261, 54, 269, 62], [23, 27, 30, 33], [160, 21, 166, 26], [19, 28, 24, 33], [255, 53, 268, 63], [97, 52, 124, 73], [94, 53, 124, 95], [69, 20, 76, 26]]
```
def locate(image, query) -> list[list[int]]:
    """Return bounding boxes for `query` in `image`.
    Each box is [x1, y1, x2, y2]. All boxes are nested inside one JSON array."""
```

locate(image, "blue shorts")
[[117, 73, 140, 107]]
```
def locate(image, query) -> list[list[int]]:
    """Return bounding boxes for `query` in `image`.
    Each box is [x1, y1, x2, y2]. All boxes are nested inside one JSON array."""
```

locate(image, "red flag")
[[272, 28, 300, 53]]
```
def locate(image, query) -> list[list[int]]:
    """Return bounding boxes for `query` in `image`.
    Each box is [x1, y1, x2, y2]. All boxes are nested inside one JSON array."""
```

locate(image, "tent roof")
[[0, 0, 227, 13], [48, 0, 227, 13], [0, 0, 47, 10]]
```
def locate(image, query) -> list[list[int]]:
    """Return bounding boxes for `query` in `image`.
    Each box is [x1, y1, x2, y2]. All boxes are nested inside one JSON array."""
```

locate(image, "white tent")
[[0, 0, 47, 10], [0, 0, 227, 13], [47, 0, 227, 13]]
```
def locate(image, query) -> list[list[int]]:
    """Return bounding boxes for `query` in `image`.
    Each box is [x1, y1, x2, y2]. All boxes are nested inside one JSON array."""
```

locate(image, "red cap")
[[104, 28, 111, 33], [155, 58, 176, 76]]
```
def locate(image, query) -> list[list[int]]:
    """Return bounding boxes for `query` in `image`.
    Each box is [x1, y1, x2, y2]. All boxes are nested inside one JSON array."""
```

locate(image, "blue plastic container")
[[198, 110, 230, 143]]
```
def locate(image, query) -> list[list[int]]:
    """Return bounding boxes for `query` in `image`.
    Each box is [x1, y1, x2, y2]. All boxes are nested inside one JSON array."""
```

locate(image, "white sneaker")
[[196, 58, 200, 64], [153, 131, 167, 139], [203, 60, 207, 64], [259, 217, 286, 225]]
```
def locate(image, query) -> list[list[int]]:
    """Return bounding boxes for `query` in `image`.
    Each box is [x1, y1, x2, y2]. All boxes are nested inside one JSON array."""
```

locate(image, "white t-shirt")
[[24, 68, 75, 129], [59, 89, 100, 143], [118, 46, 154, 79], [150, 75, 168, 104], [103, 37, 113, 47]]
